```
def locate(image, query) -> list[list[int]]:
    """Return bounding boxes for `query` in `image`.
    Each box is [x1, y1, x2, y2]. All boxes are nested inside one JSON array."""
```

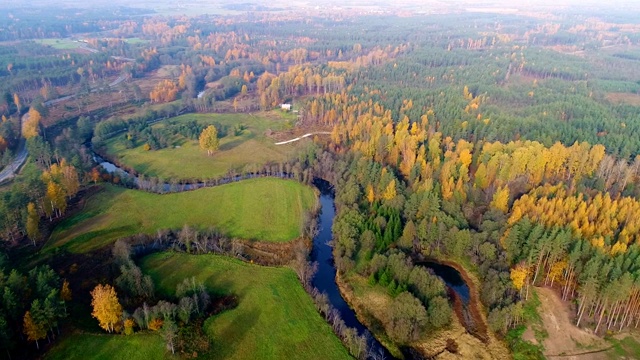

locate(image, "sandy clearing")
[[531, 287, 610, 358]]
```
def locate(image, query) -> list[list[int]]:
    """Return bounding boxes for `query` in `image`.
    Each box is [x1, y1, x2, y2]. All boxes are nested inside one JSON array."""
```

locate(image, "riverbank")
[[335, 257, 511, 359], [427, 258, 511, 359], [430, 259, 489, 341], [335, 272, 404, 358]]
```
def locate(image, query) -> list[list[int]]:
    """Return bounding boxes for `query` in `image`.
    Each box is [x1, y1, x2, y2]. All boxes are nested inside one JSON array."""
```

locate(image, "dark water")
[[421, 261, 470, 305], [311, 179, 392, 360]]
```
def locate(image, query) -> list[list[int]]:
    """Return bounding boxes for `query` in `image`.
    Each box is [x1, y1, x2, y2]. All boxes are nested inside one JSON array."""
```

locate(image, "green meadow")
[[104, 112, 303, 180], [46, 178, 315, 253], [141, 252, 350, 360]]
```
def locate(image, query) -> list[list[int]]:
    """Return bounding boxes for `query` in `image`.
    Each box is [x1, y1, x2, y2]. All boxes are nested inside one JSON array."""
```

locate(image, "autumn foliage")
[[91, 284, 123, 333], [23, 108, 41, 139], [150, 79, 179, 103], [199, 125, 219, 156]]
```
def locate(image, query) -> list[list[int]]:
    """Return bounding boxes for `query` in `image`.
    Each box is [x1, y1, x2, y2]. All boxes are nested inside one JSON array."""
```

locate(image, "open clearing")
[[103, 112, 305, 180], [605, 92, 640, 106], [43, 65, 176, 127], [46, 178, 315, 253], [141, 252, 350, 360], [522, 287, 640, 359], [35, 38, 83, 50], [45, 332, 167, 360]]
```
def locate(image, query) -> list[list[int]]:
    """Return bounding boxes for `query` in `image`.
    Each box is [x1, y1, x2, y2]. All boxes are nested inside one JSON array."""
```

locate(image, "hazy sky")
[[6, 0, 640, 13]]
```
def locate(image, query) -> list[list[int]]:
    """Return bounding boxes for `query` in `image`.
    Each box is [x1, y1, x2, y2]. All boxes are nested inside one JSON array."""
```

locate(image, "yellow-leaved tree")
[[366, 184, 375, 204], [199, 125, 219, 156], [510, 265, 529, 293], [23, 108, 41, 139], [61, 279, 72, 302], [26, 202, 41, 246], [383, 179, 397, 200], [490, 186, 510, 213], [91, 284, 122, 333], [23, 311, 46, 349]]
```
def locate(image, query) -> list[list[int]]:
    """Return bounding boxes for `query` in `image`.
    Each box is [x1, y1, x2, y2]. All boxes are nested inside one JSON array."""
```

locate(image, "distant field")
[[46, 178, 315, 253], [122, 37, 147, 44], [605, 92, 640, 106], [45, 332, 167, 360], [35, 38, 82, 50], [141, 252, 350, 360], [103, 112, 302, 180]]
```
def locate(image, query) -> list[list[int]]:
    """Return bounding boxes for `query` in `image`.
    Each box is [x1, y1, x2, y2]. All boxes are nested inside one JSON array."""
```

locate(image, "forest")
[[1, 0, 640, 359]]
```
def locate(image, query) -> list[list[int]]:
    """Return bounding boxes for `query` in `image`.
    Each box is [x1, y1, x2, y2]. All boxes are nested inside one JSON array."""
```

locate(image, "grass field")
[[122, 37, 148, 44], [46, 178, 315, 253], [606, 334, 640, 359], [141, 252, 350, 360], [45, 332, 168, 360], [35, 38, 82, 50], [103, 112, 303, 180]]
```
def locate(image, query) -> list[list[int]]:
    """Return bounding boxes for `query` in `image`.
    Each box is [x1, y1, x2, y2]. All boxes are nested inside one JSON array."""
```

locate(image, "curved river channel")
[[96, 157, 472, 360], [310, 180, 392, 359]]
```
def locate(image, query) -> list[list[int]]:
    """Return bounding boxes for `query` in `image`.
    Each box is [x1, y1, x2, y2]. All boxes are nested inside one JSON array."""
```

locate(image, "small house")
[[280, 103, 292, 111]]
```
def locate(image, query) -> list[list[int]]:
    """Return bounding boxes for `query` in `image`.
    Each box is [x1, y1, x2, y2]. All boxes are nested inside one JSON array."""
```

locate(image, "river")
[[310, 179, 392, 359], [95, 158, 395, 357], [95, 158, 474, 359]]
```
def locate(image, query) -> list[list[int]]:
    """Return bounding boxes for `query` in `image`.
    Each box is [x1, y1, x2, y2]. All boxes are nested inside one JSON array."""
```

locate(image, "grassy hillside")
[[103, 112, 303, 180], [46, 178, 315, 253], [141, 252, 350, 360], [45, 332, 168, 360]]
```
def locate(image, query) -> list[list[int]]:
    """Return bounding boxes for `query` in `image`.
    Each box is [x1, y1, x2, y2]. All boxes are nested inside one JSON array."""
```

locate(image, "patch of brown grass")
[[605, 92, 640, 106]]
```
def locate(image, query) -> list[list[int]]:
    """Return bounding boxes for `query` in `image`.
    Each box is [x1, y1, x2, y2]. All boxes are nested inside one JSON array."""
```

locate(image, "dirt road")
[[274, 132, 331, 145]]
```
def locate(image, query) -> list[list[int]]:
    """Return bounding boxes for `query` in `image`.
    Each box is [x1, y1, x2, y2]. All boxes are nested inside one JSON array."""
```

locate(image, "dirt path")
[[527, 287, 610, 358], [274, 132, 331, 145]]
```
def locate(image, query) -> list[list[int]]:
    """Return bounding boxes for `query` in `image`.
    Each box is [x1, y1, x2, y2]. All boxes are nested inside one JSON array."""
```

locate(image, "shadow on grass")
[[66, 225, 139, 253], [202, 272, 239, 299], [210, 306, 261, 359], [219, 136, 248, 151]]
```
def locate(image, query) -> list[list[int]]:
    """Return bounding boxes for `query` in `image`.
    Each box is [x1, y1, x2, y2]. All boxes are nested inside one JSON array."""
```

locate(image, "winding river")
[[96, 156, 474, 359], [311, 179, 392, 359]]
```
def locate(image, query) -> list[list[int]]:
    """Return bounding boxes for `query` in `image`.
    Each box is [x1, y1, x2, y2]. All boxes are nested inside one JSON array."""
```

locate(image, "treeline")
[[92, 103, 184, 143], [124, 120, 208, 151], [0, 264, 71, 353], [89, 239, 220, 355], [308, 87, 640, 341], [0, 6, 150, 41], [505, 217, 640, 333], [1, 108, 93, 245]]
